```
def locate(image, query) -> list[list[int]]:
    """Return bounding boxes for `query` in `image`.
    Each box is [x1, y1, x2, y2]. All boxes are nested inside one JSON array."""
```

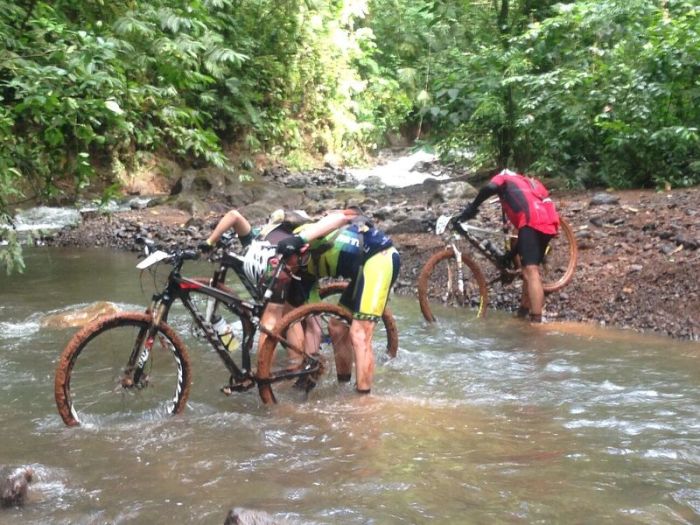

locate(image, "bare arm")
[[298, 210, 358, 242]]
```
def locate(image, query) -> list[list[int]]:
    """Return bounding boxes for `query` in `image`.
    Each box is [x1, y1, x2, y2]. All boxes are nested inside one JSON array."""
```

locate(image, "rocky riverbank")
[[43, 160, 700, 341]]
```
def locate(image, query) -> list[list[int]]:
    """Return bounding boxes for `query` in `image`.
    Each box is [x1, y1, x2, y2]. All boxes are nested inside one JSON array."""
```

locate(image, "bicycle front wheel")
[[542, 217, 578, 293], [417, 248, 489, 323], [256, 303, 358, 404], [54, 312, 192, 427], [319, 281, 399, 359]]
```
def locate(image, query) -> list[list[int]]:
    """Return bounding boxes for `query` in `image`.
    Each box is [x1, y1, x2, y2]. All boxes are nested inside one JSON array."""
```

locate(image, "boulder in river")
[[41, 301, 121, 329], [1, 466, 33, 508], [224, 507, 292, 525]]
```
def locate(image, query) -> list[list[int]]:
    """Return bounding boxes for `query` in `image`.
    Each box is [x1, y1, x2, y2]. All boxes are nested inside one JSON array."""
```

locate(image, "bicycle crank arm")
[[256, 360, 321, 385]]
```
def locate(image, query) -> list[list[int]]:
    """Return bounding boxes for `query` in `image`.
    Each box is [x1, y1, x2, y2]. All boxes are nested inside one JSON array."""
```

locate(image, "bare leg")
[[329, 317, 353, 381], [350, 319, 376, 392], [207, 209, 252, 245], [303, 315, 322, 356], [521, 264, 544, 322], [259, 303, 303, 365], [520, 271, 531, 311]]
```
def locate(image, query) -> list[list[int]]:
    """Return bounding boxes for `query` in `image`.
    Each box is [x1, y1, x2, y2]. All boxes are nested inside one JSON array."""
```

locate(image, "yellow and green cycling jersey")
[[297, 222, 400, 320]]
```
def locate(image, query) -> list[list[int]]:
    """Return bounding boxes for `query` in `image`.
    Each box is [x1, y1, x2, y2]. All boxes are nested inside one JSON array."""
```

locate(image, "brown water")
[[1, 247, 699, 524]]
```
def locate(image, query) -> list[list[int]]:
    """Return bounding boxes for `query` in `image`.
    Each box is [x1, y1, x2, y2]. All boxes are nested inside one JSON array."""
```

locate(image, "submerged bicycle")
[[418, 214, 577, 322], [54, 237, 399, 426]]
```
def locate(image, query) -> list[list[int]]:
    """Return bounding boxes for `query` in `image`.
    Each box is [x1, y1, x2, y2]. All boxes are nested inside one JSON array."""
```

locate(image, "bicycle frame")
[[440, 218, 518, 284], [136, 243, 319, 393], [148, 273, 262, 387], [209, 249, 266, 302]]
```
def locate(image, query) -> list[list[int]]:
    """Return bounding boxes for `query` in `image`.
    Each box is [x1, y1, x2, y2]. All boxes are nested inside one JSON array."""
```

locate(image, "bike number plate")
[[436, 215, 452, 235], [136, 250, 170, 269]]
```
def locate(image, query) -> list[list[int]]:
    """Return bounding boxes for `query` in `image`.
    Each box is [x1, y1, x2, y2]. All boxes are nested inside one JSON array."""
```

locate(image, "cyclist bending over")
[[199, 208, 315, 362], [454, 169, 559, 323], [277, 208, 401, 394]]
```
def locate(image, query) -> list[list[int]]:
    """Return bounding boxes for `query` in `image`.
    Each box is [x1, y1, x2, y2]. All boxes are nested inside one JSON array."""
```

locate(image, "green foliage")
[[507, 0, 700, 188], [367, 0, 699, 189], [0, 224, 26, 275], [1, 0, 698, 232]]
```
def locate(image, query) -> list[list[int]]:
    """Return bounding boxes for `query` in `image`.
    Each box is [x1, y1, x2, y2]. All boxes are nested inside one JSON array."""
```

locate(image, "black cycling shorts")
[[516, 226, 554, 266]]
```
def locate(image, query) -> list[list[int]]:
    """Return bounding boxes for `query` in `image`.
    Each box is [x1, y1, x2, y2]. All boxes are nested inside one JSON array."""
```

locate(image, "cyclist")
[[200, 207, 400, 394], [453, 169, 560, 323], [199, 208, 315, 361], [277, 208, 401, 394]]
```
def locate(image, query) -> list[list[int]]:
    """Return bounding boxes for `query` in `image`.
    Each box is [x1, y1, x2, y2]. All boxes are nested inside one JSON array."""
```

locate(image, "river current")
[[0, 247, 698, 524]]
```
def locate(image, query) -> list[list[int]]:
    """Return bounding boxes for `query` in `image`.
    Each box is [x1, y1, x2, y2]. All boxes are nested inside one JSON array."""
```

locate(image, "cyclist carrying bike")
[[277, 208, 401, 394], [453, 169, 560, 323]]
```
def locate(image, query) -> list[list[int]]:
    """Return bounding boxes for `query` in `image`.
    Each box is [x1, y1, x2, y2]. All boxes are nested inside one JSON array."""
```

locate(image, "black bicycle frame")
[[133, 241, 319, 393], [144, 251, 288, 387], [210, 251, 264, 302]]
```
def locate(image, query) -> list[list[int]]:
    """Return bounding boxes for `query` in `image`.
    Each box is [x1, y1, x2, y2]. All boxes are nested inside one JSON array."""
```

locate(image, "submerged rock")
[[224, 507, 292, 525], [41, 301, 121, 329], [1, 466, 33, 508]]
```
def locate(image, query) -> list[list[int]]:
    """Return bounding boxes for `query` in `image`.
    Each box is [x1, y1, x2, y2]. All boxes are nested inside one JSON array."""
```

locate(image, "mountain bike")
[[54, 238, 397, 426], [417, 215, 577, 322], [190, 237, 400, 405], [191, 233, 398, 361]]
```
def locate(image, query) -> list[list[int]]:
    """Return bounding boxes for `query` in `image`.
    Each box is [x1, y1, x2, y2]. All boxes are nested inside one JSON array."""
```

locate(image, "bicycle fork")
[[449, 242, 467, 304], [125, 297, 171, 389]]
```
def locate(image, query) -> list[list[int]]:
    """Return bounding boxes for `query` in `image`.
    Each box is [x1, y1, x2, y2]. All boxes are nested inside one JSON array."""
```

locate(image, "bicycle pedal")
[[221, 379, 255, 395], [293, 375, 317, 393]]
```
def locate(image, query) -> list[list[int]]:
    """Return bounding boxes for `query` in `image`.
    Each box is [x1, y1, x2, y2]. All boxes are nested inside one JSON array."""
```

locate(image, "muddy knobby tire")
[[54, 312, 192, 427], [417, 248, 489, 323], [541, 217, 578, 293], [256, 303, 356, 404]]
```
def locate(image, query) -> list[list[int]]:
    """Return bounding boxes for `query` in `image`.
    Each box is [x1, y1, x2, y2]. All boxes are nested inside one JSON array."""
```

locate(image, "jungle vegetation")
[[1, 0, 699, 271]]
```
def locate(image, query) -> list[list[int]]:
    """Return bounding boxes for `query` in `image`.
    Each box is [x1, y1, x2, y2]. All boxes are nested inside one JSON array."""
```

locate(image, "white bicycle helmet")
[[242, 240, 277, 284]]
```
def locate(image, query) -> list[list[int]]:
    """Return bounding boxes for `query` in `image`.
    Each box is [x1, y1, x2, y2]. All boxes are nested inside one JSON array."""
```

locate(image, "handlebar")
[[135, 236, 200, 270]]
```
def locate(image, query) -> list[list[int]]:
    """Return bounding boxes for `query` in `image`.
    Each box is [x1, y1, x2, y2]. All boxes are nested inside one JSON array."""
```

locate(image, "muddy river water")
[[1, 247, 698, 524]]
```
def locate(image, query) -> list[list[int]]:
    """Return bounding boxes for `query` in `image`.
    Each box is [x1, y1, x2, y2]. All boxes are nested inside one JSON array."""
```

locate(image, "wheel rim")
[[542, 219, 578, 293], [257, 304, 355, 404], [418, 248, 489, 322], [56, 315, 189, 427]]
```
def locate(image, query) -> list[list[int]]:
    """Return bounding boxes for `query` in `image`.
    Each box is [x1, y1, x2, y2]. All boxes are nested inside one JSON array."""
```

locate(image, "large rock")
[[171, 194, 211, 218], [434, 180, 478, 203], [589, 192, 620, 206], [385, 210, 436, 234], [170, 167, 239, 196], [41, 301, 121, 329], [1, 467, 33, 508]]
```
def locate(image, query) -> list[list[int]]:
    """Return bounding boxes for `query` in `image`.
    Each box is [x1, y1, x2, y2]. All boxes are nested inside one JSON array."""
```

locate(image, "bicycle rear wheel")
[[319, 281, 399, 358], [54, 312, 192, 427], [256, 303, 359, 404], [417, 248, 489, 323], [541, 217, 578, 293]]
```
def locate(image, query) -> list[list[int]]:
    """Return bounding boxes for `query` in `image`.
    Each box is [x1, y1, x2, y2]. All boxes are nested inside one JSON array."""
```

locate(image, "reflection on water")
[[1, 248, 699, 524]]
